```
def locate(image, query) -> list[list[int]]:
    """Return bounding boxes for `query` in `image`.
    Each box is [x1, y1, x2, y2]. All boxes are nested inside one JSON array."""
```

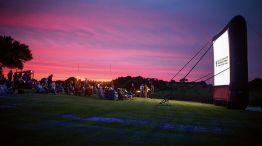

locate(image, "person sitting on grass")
[[106, 87, 115, 100], [117, 88, 130, 100], [85, 85, 93, 96], [49, 81, 56, 94], [68, 81, 75, 95], [114, 89, 118, 100], [34, 81, 45, 93], [74, 84, 82, 96], [98, 84, 104, 99], [41, 78, 48, 93], [117, 88, 124, 100], [123, 88, 133, 99], [0, 83, 8, 95], [56, 83, 64, 94]]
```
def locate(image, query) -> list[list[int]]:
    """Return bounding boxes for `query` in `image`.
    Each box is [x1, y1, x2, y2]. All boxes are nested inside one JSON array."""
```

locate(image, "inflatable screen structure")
[[212, 15, 248, 109]]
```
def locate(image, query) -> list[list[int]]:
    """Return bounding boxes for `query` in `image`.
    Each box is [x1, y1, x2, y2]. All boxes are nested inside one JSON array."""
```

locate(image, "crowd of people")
[[138, 83, 154, 98], [0, 71, 154, 100], [0, 70, 33, 95], [95, 84, 133, 100], [34, 75, 95, 96]]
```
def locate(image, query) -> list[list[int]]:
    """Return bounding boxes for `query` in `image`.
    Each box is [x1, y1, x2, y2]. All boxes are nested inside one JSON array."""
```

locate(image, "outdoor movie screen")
[[213, 30, 230, 86]]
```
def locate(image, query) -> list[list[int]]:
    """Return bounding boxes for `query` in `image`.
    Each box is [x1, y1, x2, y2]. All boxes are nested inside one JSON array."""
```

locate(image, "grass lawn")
[[0, 94, 261, 146]]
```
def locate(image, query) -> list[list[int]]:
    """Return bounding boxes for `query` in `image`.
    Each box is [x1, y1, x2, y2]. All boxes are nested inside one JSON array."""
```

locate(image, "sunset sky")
[[0, 0, 261, 81]]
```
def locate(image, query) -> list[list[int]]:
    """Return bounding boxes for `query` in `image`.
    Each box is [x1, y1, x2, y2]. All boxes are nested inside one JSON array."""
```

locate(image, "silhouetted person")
[[18, 72, 22, 81], [47, 74, 53, 85], [150, 83, 154, 94], [130, 83, 135, 94], [84, 78, 88, 87], [7, 70, 13, 87], [13, 72, 18, 83], [22, 72, 26, 82], [47, 74, 53, 89], [140, 84, 144, 97]]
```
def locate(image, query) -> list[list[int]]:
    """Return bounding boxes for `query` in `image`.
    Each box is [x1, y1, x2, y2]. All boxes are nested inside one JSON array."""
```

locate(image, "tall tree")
[[0, 35, 33, 74]]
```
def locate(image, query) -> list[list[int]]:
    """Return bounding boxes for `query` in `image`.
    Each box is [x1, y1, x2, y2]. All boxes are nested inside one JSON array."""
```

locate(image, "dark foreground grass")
[[0, 94, 261, 146]]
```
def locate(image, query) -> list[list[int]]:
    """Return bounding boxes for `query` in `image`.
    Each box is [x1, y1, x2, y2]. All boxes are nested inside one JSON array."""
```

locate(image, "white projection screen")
[[213, 30, 230, 86]]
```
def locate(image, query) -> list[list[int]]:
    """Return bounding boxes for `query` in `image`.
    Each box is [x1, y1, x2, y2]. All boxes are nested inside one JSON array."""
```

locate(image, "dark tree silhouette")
[[0, 35, 33, 74], [65, 77, 77, 85], [113, 76, 168, 90]]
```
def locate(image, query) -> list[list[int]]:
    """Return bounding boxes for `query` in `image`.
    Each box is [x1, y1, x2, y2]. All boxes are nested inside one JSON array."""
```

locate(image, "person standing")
[[130, 83, 135, 94], [144, 84, 150, 98], [150, 84, 154, 94], [47, 74, 53, 85], [140, 84, 144, 97], [47, 74, 53, 89], [7, 70, 13, 87]]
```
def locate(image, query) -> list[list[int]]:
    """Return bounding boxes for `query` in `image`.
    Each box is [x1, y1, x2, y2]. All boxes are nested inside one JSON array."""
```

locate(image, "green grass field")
[[1, 94, 261, 146]]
